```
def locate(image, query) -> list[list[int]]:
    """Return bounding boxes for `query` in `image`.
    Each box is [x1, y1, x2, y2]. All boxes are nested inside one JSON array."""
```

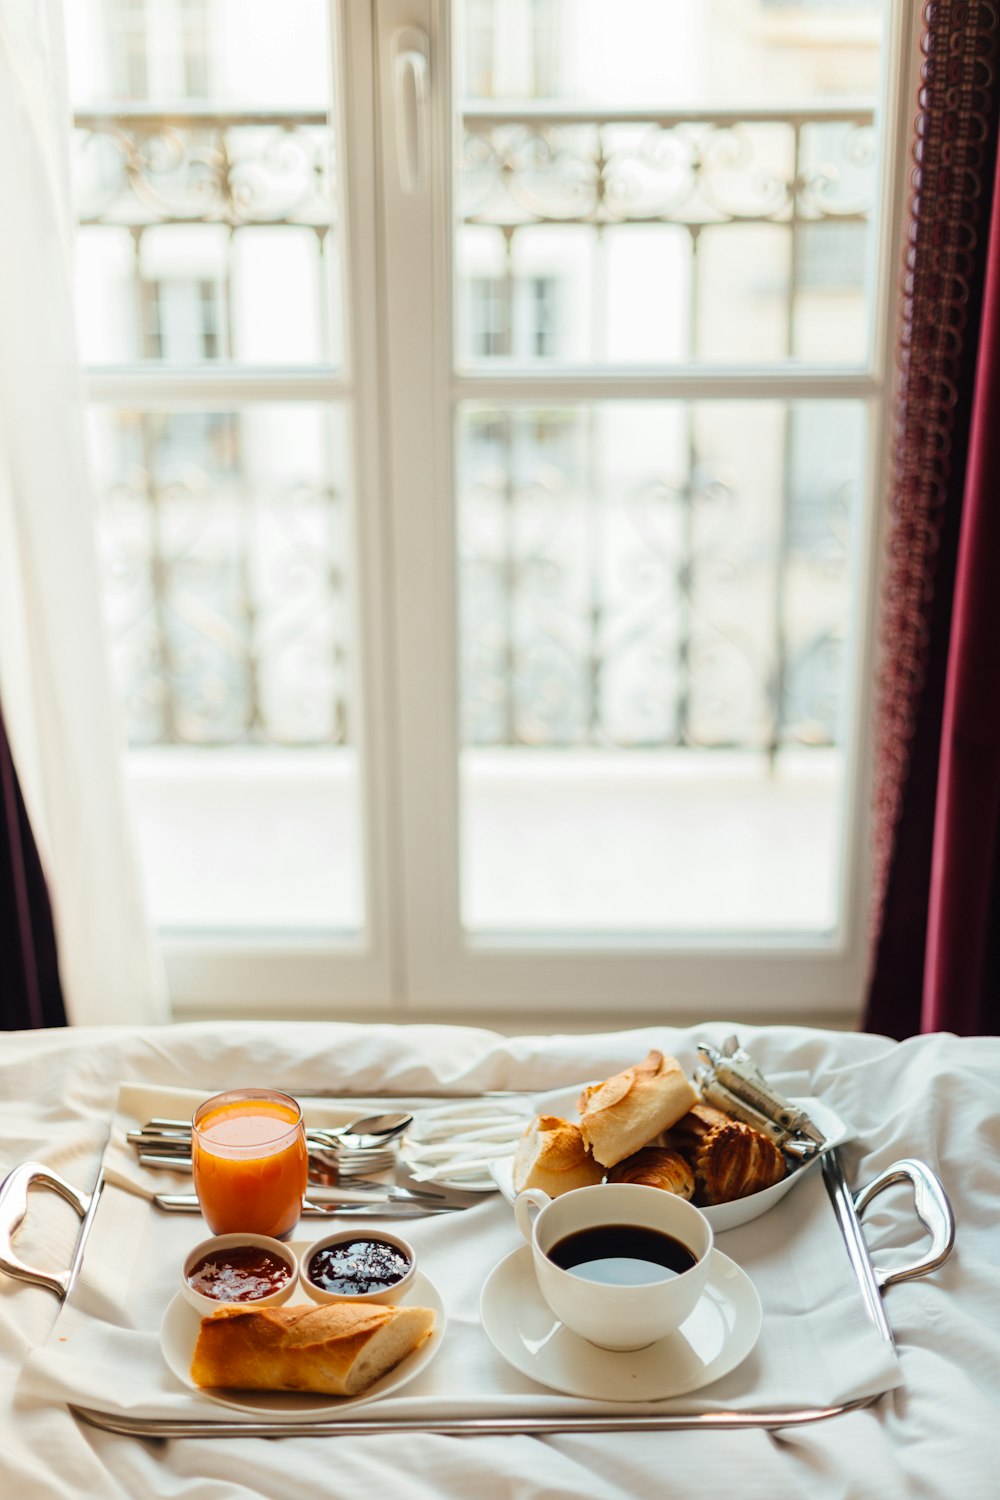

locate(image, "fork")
[[136, 1120, 397, 1155], [135, 1147, 399, 1179], [129, 1130, 397, 1176]]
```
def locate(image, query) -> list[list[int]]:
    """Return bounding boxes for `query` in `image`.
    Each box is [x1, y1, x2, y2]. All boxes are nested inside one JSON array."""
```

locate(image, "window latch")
[[392, 26, 430, 195]]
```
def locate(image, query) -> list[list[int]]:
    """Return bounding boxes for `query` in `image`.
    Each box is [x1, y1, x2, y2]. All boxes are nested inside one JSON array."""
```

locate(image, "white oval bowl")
[[181, 1232, 298, 1314], [300, 1229, 417, 1305], [491, 1095, 850, 1232]]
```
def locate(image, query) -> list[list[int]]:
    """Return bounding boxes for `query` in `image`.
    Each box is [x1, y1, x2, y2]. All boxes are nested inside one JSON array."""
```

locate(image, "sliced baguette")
[[577, 1051, 698, 1168], [513, 1114, 604, 1196], [190, 1300, 435, 1397]]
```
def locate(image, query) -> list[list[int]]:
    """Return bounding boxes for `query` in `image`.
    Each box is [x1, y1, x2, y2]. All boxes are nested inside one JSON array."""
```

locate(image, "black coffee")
[[548, 1224, 697, 1286]]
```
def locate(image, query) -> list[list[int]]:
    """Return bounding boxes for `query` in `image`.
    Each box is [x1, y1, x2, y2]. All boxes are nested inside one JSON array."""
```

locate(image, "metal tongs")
[[695, 1036, 826, 1159]]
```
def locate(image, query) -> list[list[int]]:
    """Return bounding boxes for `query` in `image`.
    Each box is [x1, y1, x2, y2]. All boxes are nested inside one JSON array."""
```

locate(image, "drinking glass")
[[192, 1088, 308, 1237]]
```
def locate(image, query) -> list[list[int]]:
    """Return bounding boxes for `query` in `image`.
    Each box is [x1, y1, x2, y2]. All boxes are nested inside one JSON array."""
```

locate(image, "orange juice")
[[192, 1090, 308, 1237]]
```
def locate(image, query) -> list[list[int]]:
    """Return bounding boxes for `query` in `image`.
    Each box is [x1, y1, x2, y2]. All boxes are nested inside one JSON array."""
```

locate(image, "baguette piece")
[[190, 1301, 435, 1397], [578, 1051, 698, 1168], [513, 1115, 604, 1196], [606, 1146, 695, 1200]]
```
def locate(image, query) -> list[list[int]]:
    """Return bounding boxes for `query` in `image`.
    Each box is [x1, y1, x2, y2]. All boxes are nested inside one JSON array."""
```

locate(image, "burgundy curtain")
[[0, 699, 66, 1029], [922, 140, 1000, 1030], [864, 0, 1000, 1037]]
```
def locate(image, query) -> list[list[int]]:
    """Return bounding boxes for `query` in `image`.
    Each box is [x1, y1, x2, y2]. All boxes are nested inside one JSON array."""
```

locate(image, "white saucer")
[[479, 1246, 761, 1402], [161, 1268, 446, 1422], [489, 1093, 849, 1231]]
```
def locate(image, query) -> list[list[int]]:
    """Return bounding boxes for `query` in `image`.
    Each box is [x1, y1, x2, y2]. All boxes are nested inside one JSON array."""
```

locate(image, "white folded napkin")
[[402, 1098, 533, 1186]]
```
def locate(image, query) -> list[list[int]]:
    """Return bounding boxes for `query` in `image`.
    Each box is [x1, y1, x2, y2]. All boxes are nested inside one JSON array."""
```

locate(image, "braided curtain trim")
[[870, 0, 999, 956]]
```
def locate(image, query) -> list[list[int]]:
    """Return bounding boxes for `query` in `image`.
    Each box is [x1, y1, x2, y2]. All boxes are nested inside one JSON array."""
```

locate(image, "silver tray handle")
[[0, 1161, 91, 1298], [853, 1157, 955, 1290]]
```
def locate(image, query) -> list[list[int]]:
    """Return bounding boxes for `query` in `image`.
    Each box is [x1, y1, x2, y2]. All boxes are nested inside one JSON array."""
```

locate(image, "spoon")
[[309, 1110, 414, 1151], [142, 1109, 413, 1152]]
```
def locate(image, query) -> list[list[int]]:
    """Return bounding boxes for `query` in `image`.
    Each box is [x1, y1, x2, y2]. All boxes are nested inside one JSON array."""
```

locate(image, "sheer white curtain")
[[0, 0, 167, 1024]]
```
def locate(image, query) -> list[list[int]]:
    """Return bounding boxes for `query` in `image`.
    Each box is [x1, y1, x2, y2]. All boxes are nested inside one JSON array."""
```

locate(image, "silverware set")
[[130, 1113, 469, 1216], [129, 1133, 398, 1179], [130, 1109, 410, 1178]]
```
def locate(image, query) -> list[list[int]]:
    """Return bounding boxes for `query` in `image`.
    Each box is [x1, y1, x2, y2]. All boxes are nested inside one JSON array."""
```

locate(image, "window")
[[468, 276, 508, 357], [466, 273, 559, 358], [143, 279, 220, 360], [106, 0, 210, 100], [68, 0, 914, 1019], [70, 0, 371, 1007]]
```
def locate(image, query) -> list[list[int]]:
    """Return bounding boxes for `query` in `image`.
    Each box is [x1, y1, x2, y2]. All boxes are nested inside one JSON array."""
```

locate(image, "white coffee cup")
[[514, 1183, 713, 1350]]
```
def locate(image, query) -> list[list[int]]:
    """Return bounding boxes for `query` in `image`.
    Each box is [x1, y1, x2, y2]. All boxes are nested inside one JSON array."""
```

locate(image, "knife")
[[152, 1178, 451, 1205], [153, 1192, 463, 1217]]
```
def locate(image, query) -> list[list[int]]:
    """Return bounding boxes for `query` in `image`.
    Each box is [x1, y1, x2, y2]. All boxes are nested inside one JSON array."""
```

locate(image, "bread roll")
[[190, 1301, 435, 1397], [606, 1146, 695, 1200], [690, 1120, 787, 1206], [513, 1115, 604, 1196], [577, 1051, 698, 1168]]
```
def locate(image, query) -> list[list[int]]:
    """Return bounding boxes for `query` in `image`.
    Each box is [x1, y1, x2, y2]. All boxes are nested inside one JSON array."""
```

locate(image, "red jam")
[[187, 1246, 292, 1302]]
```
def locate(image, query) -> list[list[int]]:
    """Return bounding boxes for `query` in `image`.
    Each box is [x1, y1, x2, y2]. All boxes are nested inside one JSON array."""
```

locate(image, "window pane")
[[71, 3, 363, 941], [456, 1, 882, 367], [456, 399, 863, 933], [452, 2, 882, 944], [69, 1, 341, 367], [90, 404, 363, 933], [458, 0, 883, 106]]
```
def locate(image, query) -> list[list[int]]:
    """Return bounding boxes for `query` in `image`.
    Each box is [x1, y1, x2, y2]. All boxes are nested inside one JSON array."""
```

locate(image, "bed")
[[0, 1018, 995, 1499]]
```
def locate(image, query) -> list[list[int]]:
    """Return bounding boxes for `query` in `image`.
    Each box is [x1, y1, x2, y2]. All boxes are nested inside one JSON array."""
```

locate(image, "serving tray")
[[0, 1124, 953, 1438]]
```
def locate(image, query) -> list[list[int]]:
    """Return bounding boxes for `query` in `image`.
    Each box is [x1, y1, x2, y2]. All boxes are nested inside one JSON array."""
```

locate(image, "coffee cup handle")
[[514, 1187, 551, 1242]]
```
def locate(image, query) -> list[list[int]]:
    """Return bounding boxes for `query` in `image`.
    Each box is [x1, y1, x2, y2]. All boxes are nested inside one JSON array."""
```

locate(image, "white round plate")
[[479, 1245, 761, 1402], [161, 1268, 446, 1422], [489, 1095, 849, 1232]]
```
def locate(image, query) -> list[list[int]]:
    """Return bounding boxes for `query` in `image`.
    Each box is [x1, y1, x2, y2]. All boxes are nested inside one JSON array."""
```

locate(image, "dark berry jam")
[[187, 1246, 292, 1302], [307, 1238, 411, 1295]]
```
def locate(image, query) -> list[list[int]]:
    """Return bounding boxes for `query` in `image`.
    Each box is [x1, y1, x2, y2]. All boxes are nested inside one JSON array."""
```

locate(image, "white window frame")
[[85, 0, 399, 1016], [83, 0, 921, 1023], [376, 0, 920, 1022]]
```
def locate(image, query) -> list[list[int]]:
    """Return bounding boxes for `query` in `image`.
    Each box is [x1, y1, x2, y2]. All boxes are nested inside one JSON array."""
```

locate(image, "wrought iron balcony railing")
[[74, 103, 875, 754]]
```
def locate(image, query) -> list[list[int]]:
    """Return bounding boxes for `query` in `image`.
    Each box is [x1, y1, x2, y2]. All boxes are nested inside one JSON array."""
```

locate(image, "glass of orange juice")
[[192, 1089, 308, 1238]]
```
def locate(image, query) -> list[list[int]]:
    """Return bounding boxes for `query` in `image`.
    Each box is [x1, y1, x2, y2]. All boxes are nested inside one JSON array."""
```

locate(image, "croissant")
[[660, 1101, 733, 1154], [691, 1120, 787, 1206], [606, 1147, 695, 1200]]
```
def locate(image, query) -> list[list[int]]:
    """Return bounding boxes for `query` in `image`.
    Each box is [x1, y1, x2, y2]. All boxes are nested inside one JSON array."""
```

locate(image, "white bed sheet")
[[0, 1019, 998, 1499]]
